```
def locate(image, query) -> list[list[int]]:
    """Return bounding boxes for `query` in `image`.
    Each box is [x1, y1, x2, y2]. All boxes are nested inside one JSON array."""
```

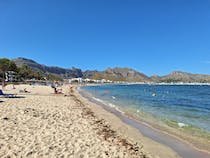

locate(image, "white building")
[[5, 71, 16, 82]]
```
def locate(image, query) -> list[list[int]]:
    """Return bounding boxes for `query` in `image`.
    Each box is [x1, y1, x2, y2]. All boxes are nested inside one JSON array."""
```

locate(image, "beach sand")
[[0, 84, 180, 158]]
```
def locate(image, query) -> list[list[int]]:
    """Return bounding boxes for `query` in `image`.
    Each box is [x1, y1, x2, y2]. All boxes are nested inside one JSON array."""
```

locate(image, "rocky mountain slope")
[[151, 71, 210, 83], [85, 68, 151, 82], [13, 58, 83, 79], [13, 57, 210, 83]]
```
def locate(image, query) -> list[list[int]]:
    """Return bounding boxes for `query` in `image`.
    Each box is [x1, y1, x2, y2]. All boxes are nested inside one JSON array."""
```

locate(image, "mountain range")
[[13, 58, 83, 79], [13, 57, 210, 83]]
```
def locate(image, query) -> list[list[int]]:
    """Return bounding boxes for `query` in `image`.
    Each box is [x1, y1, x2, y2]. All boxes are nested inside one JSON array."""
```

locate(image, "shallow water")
[[82, 84, 210, 133]]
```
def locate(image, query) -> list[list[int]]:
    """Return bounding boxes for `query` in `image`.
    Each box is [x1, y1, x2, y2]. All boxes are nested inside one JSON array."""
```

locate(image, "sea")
[[81, 84, 210, 133]]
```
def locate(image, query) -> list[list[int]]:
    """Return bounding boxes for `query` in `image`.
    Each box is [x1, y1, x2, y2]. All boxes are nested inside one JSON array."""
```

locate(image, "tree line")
[[0, 58, 63, 84]]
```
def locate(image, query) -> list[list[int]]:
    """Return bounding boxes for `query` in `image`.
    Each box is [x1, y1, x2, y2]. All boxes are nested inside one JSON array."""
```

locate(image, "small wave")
[[92, 97, 125, 115], [92, 97, 122, 113], [92, 97, 105, 104], [115, 107, 125, 114], [178, 122, 188, 128], [108, 103, 125, 114], [112, 96, 116, 99], [108, 103, 116, 108]]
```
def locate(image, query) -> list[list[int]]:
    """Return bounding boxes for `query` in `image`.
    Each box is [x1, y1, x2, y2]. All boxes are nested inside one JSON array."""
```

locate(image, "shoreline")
[[82, 82, 210, 86], [75, 87, 180, 158], [1, 83, 209, 158], [77, 85, 210, 158]]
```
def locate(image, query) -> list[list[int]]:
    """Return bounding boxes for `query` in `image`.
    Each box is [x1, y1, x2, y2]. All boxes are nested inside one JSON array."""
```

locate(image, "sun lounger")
[[0, 89, 17, 98]]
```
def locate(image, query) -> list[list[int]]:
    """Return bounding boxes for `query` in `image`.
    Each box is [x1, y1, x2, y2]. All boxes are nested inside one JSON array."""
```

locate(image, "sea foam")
[[178, 122, 188, 128]]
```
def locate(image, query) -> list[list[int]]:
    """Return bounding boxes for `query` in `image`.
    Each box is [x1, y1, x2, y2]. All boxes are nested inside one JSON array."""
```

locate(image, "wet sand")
[[78, 86, 210, 158]]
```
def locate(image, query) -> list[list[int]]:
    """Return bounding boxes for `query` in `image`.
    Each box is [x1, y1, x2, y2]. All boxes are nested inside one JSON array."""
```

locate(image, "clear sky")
[[0, 0, 210, 76]]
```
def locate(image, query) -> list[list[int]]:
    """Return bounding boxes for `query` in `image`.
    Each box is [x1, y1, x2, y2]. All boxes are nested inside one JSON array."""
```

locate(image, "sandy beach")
[[0, 84, 181, 158]]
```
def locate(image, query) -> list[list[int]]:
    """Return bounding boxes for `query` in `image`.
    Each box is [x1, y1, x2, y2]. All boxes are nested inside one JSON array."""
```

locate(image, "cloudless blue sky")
[[0, 0, 210, 76]]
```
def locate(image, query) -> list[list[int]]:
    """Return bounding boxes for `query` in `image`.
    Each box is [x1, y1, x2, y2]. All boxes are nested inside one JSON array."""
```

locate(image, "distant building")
[[69, 78, 83, 83], [68, 77, 113, 84], [5, 71, 16, 82]]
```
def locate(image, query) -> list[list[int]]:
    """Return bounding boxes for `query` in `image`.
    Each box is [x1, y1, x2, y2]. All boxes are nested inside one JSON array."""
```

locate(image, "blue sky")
[[0, 0, 210, 76]]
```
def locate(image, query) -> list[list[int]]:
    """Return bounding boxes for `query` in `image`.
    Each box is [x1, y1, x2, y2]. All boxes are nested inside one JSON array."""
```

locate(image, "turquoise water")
[[81, 84, 210, 133]]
